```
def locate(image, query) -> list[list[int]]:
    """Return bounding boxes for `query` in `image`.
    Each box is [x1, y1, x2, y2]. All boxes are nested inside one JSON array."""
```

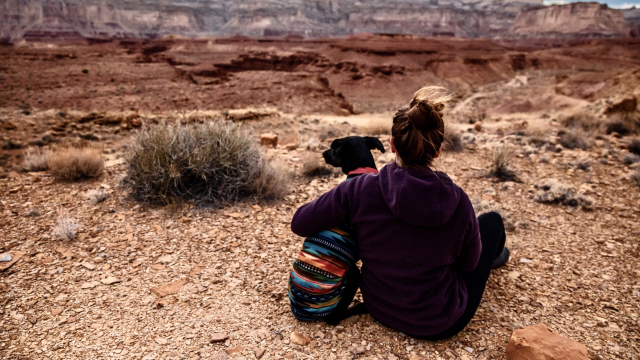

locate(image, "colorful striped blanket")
[[288, 224, 359, 320]]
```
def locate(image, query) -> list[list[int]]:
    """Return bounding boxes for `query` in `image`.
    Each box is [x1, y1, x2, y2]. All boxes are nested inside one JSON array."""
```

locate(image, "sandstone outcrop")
[[506, 324, 589, 360], [508, 2, 631, 39]]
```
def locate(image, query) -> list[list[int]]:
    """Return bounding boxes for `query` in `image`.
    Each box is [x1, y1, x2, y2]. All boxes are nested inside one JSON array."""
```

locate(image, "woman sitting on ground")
[[290, 85, 510, 339]]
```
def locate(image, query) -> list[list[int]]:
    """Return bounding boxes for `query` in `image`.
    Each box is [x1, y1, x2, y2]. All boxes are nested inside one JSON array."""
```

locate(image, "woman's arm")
[[454, 211, 482, 273], [291, 177, 366, 237]]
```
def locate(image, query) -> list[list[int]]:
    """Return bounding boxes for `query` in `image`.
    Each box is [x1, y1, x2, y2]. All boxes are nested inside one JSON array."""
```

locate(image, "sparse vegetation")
[[22, 148, 51, 172], [487, 143, 518, 181], [525, 123, 549, 146], [47, 146, 104, 181], [534, 179, 594, 210], [364, 118, 391, 136], [559, 129, 592, 150], [301, 153, 334, 176], [24, 209, 41, 217], [560, 112, 603, 132], [124, 121, 291, 206], [443, 126, 463, 152], [472, 199, 515, 231], [623, 153, 640, 165], [86, 189, 108, 204], [53, 213, 80, 241]]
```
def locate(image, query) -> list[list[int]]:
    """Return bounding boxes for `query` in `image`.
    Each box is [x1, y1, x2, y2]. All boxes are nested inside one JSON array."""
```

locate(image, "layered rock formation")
[[508, 2, 631, 39], [1, 0, 543, 42]]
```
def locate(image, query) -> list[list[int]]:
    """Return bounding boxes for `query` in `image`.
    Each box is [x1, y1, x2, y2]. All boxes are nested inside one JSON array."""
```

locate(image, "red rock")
[[506, 324, 588, 360], [150, 278, 188, 297], [260, 133, 278, 148], [474, 121, 482, 132], [290, 331, 311, 346], [210, 333, 228, 343], [225, 344, 243, 355], [605, 95, 637, 114]]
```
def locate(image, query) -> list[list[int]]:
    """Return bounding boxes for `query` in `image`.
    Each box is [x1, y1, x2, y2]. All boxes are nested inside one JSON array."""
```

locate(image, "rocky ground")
[[1, 38, 640, 360]]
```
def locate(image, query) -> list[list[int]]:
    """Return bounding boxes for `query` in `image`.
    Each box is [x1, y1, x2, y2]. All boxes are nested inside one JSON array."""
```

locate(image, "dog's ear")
[[364, 137, 385, 153]]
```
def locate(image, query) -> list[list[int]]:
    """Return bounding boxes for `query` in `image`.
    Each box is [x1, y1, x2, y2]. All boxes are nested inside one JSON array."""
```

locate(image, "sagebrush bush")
[[560, 129, 592, 150], [124, 121, 291, 206], [301, 153, 333, 177], [534, 179, 594, 210], [487, 143, 518, 181], [22, 148, 51, 172], [525, 123, 548, 146], [53, 213, 80, 241], [443, 126, 463, 152], [48, 147, 104, 181], [623, 153, 640, 165], [560, 112, 603, 132], [86, 189, 108, 204], [472, 199, 515, 232]]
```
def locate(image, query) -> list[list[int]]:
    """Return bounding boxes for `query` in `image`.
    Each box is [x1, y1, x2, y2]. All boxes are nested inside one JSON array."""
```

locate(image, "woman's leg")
[[414, 211, 507, 340], [324, 265, 365, 325]]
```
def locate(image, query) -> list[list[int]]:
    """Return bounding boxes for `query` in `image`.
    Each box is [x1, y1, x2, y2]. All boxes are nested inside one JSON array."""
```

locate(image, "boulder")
[[605, 96, 637, 114], [260, 133, 278, 148], [474, 121, 482, 132], [506, 324, 588, 360]]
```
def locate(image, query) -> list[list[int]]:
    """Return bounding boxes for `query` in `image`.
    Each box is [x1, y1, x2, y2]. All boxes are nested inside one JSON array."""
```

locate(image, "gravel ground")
[[1, 121, 639, 360]]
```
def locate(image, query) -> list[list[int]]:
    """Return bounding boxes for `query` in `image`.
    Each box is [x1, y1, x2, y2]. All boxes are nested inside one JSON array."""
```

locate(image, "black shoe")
[[492, 248, 510, 269]]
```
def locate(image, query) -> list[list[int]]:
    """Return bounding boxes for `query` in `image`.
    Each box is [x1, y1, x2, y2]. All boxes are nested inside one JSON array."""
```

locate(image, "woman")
[[290, 86, 509, 339]]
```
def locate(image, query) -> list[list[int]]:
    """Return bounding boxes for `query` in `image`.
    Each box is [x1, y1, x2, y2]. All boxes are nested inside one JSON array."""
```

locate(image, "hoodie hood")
[[379, 163, 461, 227]]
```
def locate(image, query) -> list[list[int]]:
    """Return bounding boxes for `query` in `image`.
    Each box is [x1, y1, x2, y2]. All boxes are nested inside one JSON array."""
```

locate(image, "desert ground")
[[1, 36, 639, 360]]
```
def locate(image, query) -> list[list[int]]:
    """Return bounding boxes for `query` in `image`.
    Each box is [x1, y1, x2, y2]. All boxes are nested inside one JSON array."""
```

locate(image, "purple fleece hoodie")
[[291, 162, 481, 336]]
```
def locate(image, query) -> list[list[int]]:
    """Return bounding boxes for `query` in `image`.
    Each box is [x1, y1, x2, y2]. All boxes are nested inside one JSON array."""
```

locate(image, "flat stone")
[[81, 262, 96, 270], [81, 281, 100, 289], [51, 308, 64, 316], [254, 347, 265, 359], [150, 278, 189, 297], [290, 331, 311, 346], [508, 271, 521, 280], [101, 276, 121, 285], [210, 333, 228, 343], [157, 254, 174, 264], [225, 344, 243, 355], [154, 337, 168, 345]]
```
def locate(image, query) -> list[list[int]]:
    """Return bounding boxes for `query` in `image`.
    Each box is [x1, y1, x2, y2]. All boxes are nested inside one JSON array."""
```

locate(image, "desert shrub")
[[24, 209, 41, 217], [560, 112, 603, 132], [631, 169, 640, 188], [534, 179, 594, 210], [53, 213, 80, 241], [301, 153, 333, 177], [443, 126, 463, 152], [525, 123, 548, 146], [364, 118, 391, 136], [250, 160, 292, 199], [48, 147, 104, 181], [472, 199, 515, 232], [124, 121, 291, 206], [606, 120, 632, 136], [560, 129, 592, 150], [576, 160, 591, 171], [487, 143, 518, 181], [22, 148, 51, 171], [86, 189, 108, 204], [623, 153, 640, 165], [629, 138, 640, 155]]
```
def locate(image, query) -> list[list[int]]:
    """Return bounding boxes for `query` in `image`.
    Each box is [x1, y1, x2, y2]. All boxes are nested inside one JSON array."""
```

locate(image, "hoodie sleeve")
[[291, 176, 369, 237], [454, 203, 482, 273]]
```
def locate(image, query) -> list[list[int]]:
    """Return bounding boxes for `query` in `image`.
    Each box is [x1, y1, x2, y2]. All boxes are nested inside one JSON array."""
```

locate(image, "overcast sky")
[[543, 0, 639, 8]]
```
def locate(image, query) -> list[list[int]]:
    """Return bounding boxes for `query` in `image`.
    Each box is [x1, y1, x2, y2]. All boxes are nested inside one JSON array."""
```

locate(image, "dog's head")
[[322, 136, 386, 175]]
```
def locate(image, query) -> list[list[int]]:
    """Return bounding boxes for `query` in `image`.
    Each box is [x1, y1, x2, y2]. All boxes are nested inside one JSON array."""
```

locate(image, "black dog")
[[289, 136, 385, 324], [323, 136, 386, 177]]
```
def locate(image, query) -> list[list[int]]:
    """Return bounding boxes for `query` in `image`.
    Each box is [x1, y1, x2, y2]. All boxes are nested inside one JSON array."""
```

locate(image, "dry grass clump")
[[363, 118, 391, 136], [623, 153, 640, 165], [560, 112, 603, 132], [443, 126, 463, 152], [472, 199, 515, 232], [631, 169, 640, 188], [124, 121, 291, 206], [22, 148, 51, 172], [534, 179, 594, 210], [86, 189, 108, 204], [53, 213, 80, 241], [301, 153, 334, 177], [47, 147, 104, 181], [559, 129, 592, 150], [525, 123, 549, 146], [487, 143, 518, 181]]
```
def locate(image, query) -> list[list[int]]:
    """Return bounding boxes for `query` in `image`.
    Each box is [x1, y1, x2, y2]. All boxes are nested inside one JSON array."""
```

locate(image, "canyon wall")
[[1, 0, 543, 42], [508, 2, 630, 39]]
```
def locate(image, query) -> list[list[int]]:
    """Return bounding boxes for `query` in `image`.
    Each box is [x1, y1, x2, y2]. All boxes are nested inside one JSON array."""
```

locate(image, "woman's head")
[[391, 86, 452, 169]]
